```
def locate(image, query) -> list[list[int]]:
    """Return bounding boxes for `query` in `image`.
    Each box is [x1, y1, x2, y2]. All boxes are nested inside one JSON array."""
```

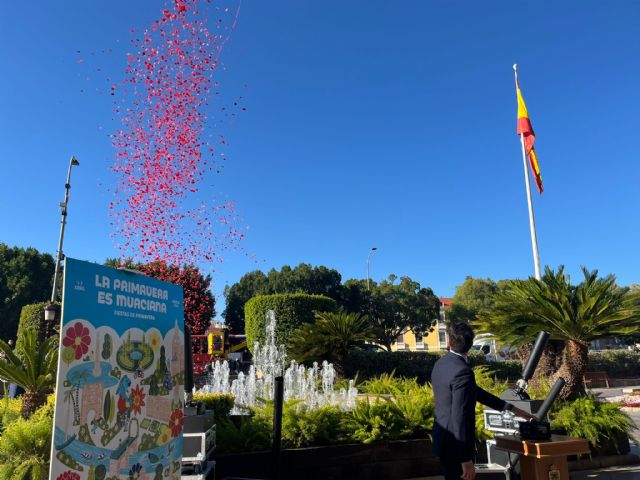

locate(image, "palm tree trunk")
[[21, 390, 48, 419], [553, 339, 589, 400], [534, 340, 565, 380]]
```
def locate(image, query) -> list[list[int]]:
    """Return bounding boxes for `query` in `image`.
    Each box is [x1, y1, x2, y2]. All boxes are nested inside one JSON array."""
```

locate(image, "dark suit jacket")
[[432, 352, 507, 464]]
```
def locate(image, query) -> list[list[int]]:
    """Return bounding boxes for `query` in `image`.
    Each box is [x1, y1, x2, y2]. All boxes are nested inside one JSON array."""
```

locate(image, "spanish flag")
[[516, 82, 543, 193]]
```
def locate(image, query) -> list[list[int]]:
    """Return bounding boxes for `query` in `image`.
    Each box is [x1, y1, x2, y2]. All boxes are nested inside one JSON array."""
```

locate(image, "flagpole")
[[513, 64, 542, 280]]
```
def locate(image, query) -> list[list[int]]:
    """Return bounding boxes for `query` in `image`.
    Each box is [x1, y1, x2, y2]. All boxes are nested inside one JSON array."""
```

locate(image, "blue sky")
[[1, 1, 639, 316]]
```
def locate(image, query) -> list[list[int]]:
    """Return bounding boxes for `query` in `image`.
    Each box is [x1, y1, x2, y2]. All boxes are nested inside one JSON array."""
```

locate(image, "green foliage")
[[346, 350, 521, 384], [367, 275, 441, 351], [360, 372, 419, 395], [394, 384, 435, 437], [477, 267, 640, 347], [550, 395, 637, 452], [0, 329, 58, 418], [16, 302, 59, 352], [0, 393, 22, 433], [448, 277, 506, 323], [588, 350, 640, 378], [214, 414, 272, 453], [223, 264, 345, 333], [342, 398, 404, 444], [289, 311, 376, 376], [0, 244, 55, 342], [192, 392, 235, 421], [245, 294, 337, 351], [0, 396, 54, 480], [281, 401, 348, 448]]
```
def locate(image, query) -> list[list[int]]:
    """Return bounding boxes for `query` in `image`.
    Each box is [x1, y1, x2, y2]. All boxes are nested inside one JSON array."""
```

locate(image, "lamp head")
[[71, 156, 80, 166], [371, 247, 378, 251]]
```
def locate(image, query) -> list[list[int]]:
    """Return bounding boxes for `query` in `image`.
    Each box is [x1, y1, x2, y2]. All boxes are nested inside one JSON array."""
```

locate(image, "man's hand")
[[511, 405, 537, 421], [461, 461, 476, 480]]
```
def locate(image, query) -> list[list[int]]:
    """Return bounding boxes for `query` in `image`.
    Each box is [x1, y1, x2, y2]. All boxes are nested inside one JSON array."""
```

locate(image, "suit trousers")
[[439, 453, 464, 480]]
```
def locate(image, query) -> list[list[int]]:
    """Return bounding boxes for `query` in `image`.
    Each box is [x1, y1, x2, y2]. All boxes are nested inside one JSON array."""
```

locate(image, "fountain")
[[198, 310, 358, 413]]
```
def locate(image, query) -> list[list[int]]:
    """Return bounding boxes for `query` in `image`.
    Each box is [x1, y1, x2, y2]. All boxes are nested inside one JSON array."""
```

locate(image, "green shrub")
[[360, 372, 420, 395], [550, 394, 637, 452], [244, 294, 337, 351], [192, 392, 235, 422], [587, 350, 640, 378], [342, 398, 404, 444], [394, 384, 434, 438], [0, 395, 54, 479], [346, 350, 522, 383], [215, 414, 272, 453], [16, 302, 60, 352], [0, 392, 22, 432], [281, 401, 348, 448]]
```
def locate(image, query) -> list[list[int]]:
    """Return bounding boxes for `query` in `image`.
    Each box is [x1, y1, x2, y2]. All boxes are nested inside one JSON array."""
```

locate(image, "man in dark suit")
[[432, 323, 533, 480]]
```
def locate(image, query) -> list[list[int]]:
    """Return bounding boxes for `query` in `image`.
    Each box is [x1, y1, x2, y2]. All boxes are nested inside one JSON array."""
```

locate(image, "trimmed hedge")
[[16, 302, 60, 352], [245, 294, 337, 352], [345, 350, 522, 383], [346, 349, 640, 384], [588, 350, 640, 378]]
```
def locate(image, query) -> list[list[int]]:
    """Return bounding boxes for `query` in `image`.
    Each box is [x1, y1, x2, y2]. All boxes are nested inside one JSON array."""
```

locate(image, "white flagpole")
[[513, 64, 542, 280]]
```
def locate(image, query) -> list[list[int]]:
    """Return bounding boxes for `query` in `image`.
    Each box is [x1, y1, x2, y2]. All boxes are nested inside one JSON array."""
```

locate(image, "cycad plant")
[[0, 329, 58, 418], [289, 311, 377, 376], [476, 266, 640, 399]]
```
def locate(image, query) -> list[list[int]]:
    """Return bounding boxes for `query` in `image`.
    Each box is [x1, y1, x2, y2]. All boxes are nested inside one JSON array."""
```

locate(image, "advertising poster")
[[50, 258, 185, 480]]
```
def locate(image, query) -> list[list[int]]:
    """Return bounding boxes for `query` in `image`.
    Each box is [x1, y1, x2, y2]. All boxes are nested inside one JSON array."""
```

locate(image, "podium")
[[495, 435, 589, 480]]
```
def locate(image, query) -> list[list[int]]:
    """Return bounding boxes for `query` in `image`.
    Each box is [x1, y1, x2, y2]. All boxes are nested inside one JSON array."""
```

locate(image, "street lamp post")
[[366, 247, 378, 290], [50, 156, 80, 303]]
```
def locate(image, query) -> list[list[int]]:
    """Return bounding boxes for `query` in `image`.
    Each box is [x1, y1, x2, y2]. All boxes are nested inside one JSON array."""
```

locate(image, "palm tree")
[[0, 329, 58, 418], [475, 266, 640, 399], [289, 311, 377, 376]]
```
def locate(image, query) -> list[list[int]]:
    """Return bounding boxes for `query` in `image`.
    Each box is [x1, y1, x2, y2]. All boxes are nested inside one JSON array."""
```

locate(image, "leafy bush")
[[16, 302, 60, 352], [550, 395, 637, 453], [245, 294, 337, 351], [192, 392, 234, 422], [0, 393, 22, 432], [0, 395, 54, 479], [215, 414, 272, 454], [346, 350, 521, 383], [588, 350, 640, 378], [281, 401, 348, 448], [342, 398, 404, 444], [394, 384, 434, 438]]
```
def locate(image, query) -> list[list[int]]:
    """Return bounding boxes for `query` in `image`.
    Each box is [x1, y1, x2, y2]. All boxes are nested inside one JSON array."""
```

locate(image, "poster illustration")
[[50, 258, 185, 480]]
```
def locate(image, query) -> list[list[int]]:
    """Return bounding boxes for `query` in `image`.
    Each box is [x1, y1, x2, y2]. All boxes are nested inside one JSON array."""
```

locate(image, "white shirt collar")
[[450, 349, 469, 362]]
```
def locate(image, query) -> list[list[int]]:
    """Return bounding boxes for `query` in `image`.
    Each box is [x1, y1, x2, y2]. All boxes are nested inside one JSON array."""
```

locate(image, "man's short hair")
[[447, 322, 475, 354]]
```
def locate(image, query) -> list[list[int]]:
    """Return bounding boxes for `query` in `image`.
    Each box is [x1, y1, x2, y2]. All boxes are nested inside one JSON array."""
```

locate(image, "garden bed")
[[213, 438, 440, 480]]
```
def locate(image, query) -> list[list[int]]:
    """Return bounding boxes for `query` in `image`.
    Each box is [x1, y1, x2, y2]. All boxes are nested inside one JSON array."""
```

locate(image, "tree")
[[367, 275, 441, 351], [0, 329, 58, 418], [289, 311, 376, 377], [0, 244, 55, 342], [106, 259, 215, 335], [476, 266, 640, 399], [222, 270, 269, 333], [222, 264, 345, 333], [448, 276, 505, 323]]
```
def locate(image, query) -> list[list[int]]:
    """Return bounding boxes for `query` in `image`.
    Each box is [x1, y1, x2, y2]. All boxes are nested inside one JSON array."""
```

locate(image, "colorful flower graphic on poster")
[[50, 258, 185, 480]]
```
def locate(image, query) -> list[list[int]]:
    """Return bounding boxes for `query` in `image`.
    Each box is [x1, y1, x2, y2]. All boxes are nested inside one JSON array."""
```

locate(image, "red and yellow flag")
[[516, 82, 543, 193]]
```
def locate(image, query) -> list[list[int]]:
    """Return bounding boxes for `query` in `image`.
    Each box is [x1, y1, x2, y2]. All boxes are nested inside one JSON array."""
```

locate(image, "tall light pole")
[[50, 156, 80, 303], [366, 247, 378, 290]]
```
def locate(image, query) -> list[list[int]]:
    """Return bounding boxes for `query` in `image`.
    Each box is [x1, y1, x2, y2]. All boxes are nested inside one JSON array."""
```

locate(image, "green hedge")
[[16, 302, 60, 352], [345, 350, 522, 383], [587, 350, 640, 378], [244, 294, 337, 352]]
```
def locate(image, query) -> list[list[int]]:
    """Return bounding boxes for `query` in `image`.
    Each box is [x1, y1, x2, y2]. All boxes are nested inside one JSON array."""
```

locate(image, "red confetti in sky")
[[110, 0, 245, 268]]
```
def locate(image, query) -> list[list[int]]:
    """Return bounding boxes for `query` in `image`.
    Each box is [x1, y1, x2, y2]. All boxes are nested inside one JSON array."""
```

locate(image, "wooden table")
[[495, 435, 589, 480]]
